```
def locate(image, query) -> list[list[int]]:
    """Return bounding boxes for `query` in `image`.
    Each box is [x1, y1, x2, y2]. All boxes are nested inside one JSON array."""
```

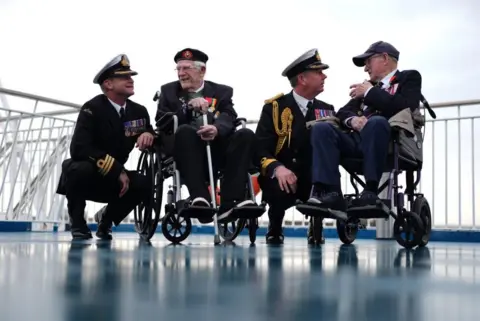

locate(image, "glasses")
[[174, 66, 195, 72]]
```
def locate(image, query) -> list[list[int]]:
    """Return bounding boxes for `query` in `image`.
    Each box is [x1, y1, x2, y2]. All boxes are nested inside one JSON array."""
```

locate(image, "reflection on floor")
[[0, 233, 479, 321]]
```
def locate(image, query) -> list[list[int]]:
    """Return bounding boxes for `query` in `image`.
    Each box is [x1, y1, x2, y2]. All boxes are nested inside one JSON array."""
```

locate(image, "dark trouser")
[[58, 160, 151, 230], [311, 116, 391, 187], [258, 171, 311, 232], [173, 125, 256, 204]]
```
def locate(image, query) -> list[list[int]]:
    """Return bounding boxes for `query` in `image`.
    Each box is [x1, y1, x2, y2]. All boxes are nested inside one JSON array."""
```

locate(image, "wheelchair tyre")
[[248, 218, 258, 244], [393, 211, 424, 249], [337, 217, 359, 245], [161, 211, 192, 244], [134, 149, 163, 241], [413, 196, 432, 247], [218, 219, 246, 242]]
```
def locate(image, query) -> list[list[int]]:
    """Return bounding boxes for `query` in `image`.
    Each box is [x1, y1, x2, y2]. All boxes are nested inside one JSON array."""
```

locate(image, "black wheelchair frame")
[[297, 99, 436, 249], [133, 114, 266, 244]]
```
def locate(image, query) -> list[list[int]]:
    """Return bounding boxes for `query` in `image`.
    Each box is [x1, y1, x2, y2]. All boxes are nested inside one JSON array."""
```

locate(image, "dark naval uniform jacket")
[[255, 91, 336, 178], [336, 69, 422, 124], [155, 80, 238, 138], [56, 94, 154, 194]]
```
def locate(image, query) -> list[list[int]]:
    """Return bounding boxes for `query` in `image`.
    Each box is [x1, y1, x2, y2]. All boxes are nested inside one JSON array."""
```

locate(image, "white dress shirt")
[[108, 98, 126, 117], [292, 90, 312, 116]]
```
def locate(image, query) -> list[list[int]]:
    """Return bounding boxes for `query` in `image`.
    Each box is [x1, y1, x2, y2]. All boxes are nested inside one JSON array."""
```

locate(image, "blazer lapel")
[[102, 95, 124, 132]]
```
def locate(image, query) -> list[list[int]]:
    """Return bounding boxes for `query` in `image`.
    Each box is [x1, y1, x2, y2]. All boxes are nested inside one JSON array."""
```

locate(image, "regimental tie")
[[120, 107, 125, 120]]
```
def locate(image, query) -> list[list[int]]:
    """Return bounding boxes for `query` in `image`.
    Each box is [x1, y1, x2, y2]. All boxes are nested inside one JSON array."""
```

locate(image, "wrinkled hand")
[[275, 166, 297, 194], [136, 132, 154, 150], [349, 80, 373, 99], [188, 97, 209, 113], [118, 171, 130, 197], [351, 116, 368, 131], [197, 125, 218, 141]]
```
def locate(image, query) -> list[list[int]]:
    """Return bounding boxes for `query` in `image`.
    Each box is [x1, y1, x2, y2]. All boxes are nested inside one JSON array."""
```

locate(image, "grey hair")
[[193, 61, 206, 70]]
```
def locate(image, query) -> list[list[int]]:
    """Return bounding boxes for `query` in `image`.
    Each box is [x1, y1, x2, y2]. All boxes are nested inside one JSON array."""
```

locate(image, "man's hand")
[[188, 97, 209, 113], [351, 116, 368, 131], [349, 80, 373, 99], [118, 171, 130, 197], [197, 125, 218, 141], [275, 166, 297, 194], [136, 132, 154, 150]]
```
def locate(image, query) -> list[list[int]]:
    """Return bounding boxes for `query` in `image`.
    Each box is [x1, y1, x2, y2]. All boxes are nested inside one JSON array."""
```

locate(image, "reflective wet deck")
[[0, 233, 479, 321]]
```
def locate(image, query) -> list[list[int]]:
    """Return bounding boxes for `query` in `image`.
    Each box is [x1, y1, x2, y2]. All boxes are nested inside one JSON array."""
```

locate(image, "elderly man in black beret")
[[307, 41, 423, 211], [155, 48, 257, 224], [56, 54, 155, 240]]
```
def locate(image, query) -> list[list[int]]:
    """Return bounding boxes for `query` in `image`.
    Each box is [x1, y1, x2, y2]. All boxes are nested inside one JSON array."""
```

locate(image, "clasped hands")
[[188, 97, 218, 141]]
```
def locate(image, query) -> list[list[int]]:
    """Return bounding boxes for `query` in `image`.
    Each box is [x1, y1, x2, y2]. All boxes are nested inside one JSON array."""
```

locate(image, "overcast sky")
[[1, 0, 479, 228]]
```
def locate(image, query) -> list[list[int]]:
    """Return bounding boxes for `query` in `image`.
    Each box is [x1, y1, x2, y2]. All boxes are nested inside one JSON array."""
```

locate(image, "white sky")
[[1, 0, 480, 228]]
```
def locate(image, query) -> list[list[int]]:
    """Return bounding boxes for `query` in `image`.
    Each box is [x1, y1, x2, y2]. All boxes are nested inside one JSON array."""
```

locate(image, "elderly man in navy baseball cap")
[[305, 40, 424, 215]]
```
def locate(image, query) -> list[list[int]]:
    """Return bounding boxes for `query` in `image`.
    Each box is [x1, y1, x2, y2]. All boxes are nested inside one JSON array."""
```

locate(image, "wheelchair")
[[134, 111, 266, 244], [296, 97, 436, 249]]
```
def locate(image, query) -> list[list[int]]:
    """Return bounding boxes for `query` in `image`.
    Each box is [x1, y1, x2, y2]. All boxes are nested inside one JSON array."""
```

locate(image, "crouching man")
[[56, 54, 155, 240]]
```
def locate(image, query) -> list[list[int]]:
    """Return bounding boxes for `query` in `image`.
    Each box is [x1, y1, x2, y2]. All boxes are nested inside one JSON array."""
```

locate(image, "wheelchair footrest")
[[179, 206, 216, 219], [296, 203, 348, 221], [347, 200, 390, 219], [232, 205, 266, 219]]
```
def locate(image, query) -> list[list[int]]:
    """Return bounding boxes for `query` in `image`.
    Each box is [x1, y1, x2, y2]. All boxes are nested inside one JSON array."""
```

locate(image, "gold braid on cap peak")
[[272, 100, 293, 156]]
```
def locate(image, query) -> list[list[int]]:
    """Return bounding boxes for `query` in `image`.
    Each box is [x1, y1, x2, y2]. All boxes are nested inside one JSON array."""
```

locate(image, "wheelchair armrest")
[[235, 117, 247, 128], [155, 112, 178, 133]]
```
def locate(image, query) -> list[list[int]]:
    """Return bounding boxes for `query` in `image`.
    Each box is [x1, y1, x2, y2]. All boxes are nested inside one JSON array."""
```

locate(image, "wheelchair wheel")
[[337, 217, 359, 245], [393, 211, 424, 249], [134, 149, 163, 242], [413, 196, 432, 247], [219, 219, 246, 242], [161, 211, 192, 244]]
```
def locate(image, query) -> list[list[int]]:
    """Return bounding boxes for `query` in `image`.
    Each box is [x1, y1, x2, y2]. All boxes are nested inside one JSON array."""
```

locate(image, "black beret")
[[174, 48, 209, 63]]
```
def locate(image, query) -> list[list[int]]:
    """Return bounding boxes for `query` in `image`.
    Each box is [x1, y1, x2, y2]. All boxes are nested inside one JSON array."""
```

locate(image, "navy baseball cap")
[[352, 41, 400, 67]]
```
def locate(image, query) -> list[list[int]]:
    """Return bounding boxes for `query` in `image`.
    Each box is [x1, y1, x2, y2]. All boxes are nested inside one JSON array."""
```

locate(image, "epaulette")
[[264, 93, 284, 104]]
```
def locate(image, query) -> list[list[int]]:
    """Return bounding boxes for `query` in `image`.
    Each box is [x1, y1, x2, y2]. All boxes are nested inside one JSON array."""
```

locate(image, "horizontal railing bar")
[[0, 87, 81, 109], [0, 107, 76, 123], [0, 109, 79, 122]]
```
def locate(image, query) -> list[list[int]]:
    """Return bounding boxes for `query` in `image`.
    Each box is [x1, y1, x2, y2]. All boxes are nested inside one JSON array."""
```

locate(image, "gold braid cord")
[[272, 101, 293, 156]]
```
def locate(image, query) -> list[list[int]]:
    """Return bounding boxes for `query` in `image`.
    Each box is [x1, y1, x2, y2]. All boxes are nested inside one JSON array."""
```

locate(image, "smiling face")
[[176, 60, 205, 92], [103, 75, 135, 97]]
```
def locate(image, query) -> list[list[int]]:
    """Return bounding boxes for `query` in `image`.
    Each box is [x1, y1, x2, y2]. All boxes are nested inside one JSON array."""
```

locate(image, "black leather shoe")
[[266, 227, 284, 245], [308, 191, 347, 212], [351, 190, 379, 207], [94, 206, 112, 240], [71, 228, 92, 240]]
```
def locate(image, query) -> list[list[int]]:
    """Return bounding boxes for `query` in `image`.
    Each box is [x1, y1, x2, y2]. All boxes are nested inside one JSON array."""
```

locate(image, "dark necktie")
[[305, 101, 314, 119], [119, 107, 126, 123]]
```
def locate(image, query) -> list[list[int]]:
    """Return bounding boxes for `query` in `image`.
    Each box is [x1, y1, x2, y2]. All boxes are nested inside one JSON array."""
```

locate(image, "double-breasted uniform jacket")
[[56, 94, 154, 194], [155, 80, 238, 138], [336, 69, 423, 126], [255, 91, 336, 178]]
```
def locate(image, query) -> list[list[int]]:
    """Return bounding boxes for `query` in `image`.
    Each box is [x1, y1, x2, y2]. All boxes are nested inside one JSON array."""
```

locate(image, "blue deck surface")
[[0, 232, 479, 321]]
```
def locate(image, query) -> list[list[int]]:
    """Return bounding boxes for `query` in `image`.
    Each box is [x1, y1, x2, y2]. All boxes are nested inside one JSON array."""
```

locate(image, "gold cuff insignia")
[[96, 154, 115, 176]]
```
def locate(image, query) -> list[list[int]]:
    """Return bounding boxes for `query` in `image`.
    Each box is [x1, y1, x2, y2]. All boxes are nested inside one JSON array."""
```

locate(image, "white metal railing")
[[1, 86, 480, 232]]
